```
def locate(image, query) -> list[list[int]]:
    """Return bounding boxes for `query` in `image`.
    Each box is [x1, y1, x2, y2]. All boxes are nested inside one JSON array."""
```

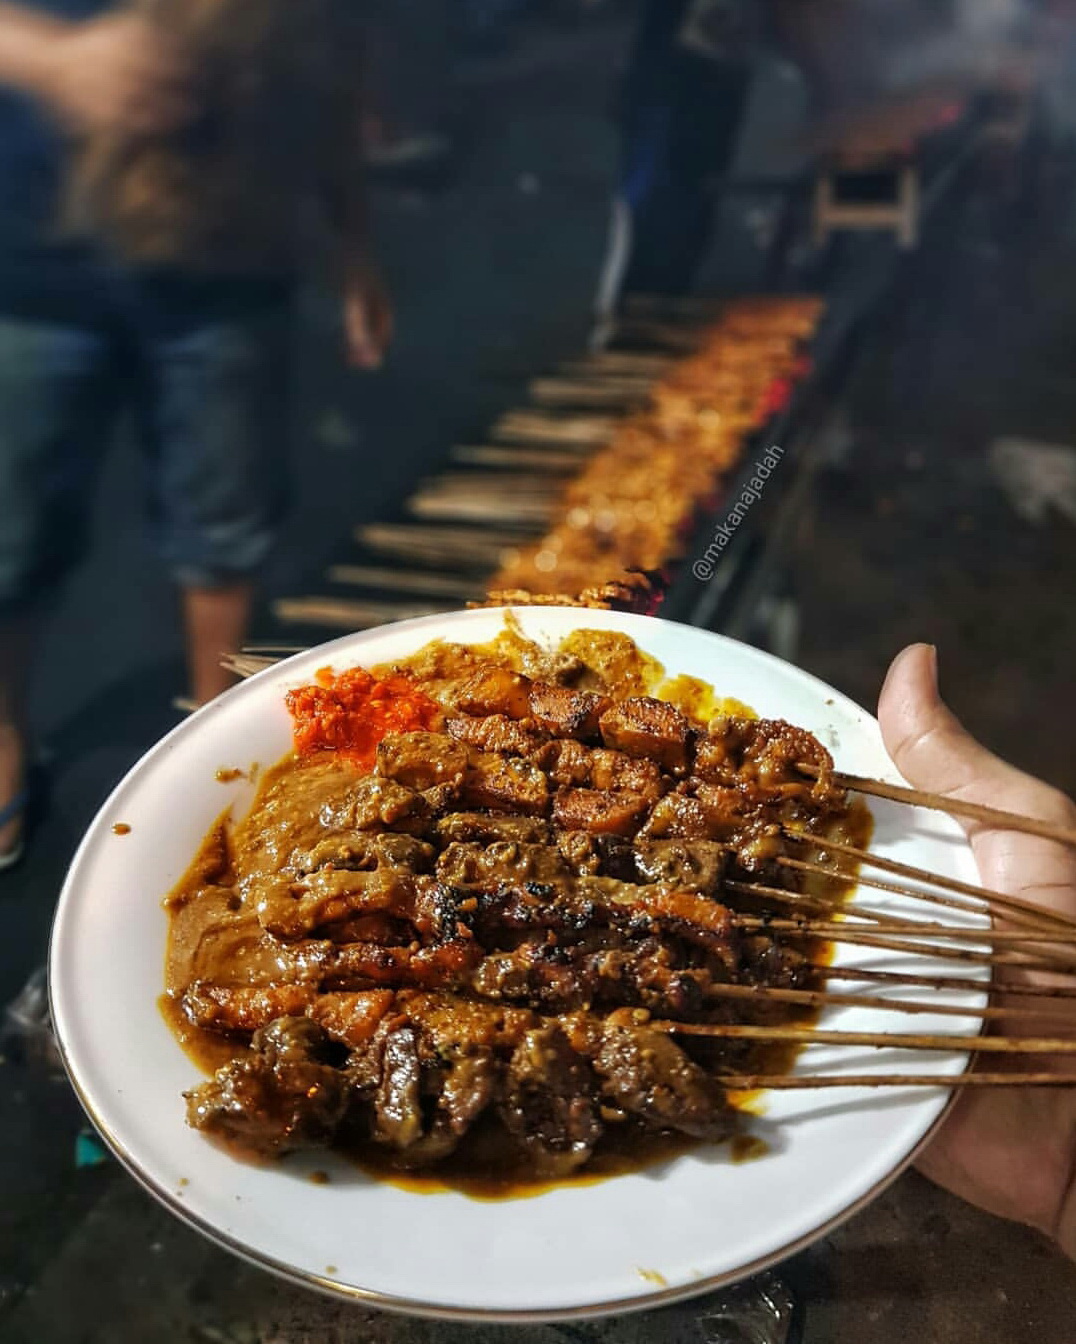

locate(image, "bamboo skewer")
[[828, 965, 1076, 1003], [528, 377, 651, 408], [406, 495, 554, 526], [726, 880, 937, 932], [658, 1022, 1076, 1055], [738, 923, 1068, 973], [559, 353, 673, 378], [799, 764, 1076, 848], [784, 829, 1076, 930], [273, 597, 454, 630], [702, 980, 1047, 1023], [451, 445, 586, 471], [327, 566, 485, 601], [729, 912, 1076, 947], [491, 411, 615, 446], [355, 523, 524, 569], [718, 1073, 1076, 1091], [414, 472, 564, 497], [776, 853, 1071, 935]]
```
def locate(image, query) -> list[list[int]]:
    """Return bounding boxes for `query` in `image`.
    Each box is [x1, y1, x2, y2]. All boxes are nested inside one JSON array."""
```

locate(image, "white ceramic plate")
[[50, 608, 987, 1322]]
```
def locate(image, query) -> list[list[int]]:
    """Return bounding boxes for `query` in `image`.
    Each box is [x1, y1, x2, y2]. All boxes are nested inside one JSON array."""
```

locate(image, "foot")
[[0, 724, 27, 863]]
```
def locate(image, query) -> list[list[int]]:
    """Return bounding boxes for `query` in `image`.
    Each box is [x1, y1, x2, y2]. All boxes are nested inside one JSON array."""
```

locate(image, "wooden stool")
[[812, 160, 921, 250]]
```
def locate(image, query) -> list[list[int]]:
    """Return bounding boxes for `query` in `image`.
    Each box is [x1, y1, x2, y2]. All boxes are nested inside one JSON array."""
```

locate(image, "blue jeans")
[[0, 276, 292, 614]]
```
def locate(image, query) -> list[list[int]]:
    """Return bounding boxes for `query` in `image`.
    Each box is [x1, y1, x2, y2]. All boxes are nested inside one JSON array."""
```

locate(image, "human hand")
[[36, 13, 192, 137], [343, 265, 393, 371], [877, 643, 1076, 1258]]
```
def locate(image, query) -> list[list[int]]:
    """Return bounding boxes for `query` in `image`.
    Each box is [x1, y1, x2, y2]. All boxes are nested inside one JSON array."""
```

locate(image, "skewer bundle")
[[218, 644, 1076, 1099]]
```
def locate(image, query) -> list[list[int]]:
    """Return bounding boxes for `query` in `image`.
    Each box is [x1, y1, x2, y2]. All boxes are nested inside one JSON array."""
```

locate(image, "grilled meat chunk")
[[633, 839, 726, 893], [455, 666, 533, 719], [461, 753, 549, 815], [294, 832, 435, 877], [500, 1025, 602, 1176], [694, 717, 840, 804], [254, 867, 415, 940], [437, 840, 571, 886], [527, 684, 610, 740], [445, 714, 547, 757], [535, 739, 666, 801], [322, 776, 432, 835], [376, 732, 470, 793], [573, 1016, 734, 1141], [552, 787, 650, 838], [556, 830, 639, 879], [185, 1017, 349, 1156], [436, 812, 551, 846], [599, 698, 695, 773]]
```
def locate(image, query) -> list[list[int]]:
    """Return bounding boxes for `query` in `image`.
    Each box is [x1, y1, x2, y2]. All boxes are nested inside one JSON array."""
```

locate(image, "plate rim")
[[48, 607, 978, 1322]]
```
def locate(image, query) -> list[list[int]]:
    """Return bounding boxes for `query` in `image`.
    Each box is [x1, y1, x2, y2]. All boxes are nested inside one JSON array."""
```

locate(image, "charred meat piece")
[[376, 731, 470, 793], [471, 943, 588, 1012], [599, 698, 695, 773], [553, 787, 650, 838], [321, 776, 432, 836], [361, 992, 530, 1162], [183, 984, 396, 1047], [445, 714, 547, 757], [455, 666, 533, 719], [471, 938, 713, 1018], [280, 936, 481, 991], [637, 790, 730, 842], [535, 739, 666, 802], [461, 753, 549, 815], [694, 717, 840, 804], [294, 832, 435, 877], [182, 982, 317, 1033], [573, 1016, 735, 1141], [500, 1025, 602, 1177], [633, 839, 726, 893], [185, 1017, 349, 1156], [556, 830, 639, 880], [527, 684, 610, 741], [437, 840, 571, 886], [372, 1025, 424, 1148], [436, 812, 551, 846], [254, 867, 415, 940]]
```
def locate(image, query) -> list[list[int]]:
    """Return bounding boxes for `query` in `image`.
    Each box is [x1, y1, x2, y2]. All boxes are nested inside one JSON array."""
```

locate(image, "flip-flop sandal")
[[0, 787, 29, 873]]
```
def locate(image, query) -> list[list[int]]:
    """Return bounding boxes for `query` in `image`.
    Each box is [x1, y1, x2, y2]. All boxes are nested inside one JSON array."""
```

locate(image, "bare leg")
[[0, 614, 37, 856], [181, 582, 254, 706]]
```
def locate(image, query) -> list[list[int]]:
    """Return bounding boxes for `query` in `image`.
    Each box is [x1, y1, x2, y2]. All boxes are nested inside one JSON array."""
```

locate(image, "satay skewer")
[[658, 1022, 1076, 1055], [730, 911, 1076, 946], [451, 445, 587, 471], [797, 764, 1076, 848], [273, 597, 455, 630], [327, 566, 486, 600], [775, 853, 1076, 934], [718, 1073, 1076, 1090], [702, 981, 1048, 1023], [828, 965, 1076, 1002]]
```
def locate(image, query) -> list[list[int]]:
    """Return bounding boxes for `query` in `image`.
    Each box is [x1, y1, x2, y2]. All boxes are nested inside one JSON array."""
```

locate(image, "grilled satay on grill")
[[489, 296, 824, 597], [165, 624, 866, 1187]]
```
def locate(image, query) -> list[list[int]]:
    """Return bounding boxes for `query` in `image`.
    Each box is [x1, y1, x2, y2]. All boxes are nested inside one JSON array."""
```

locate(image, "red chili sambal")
[[285, 666, 442, 768]]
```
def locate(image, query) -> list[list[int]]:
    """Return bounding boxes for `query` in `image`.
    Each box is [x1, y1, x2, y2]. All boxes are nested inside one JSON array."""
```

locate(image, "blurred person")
[[0, 0, 391, 869], [879, 644, 1076, 1260], [594, 0, 760, 313]]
